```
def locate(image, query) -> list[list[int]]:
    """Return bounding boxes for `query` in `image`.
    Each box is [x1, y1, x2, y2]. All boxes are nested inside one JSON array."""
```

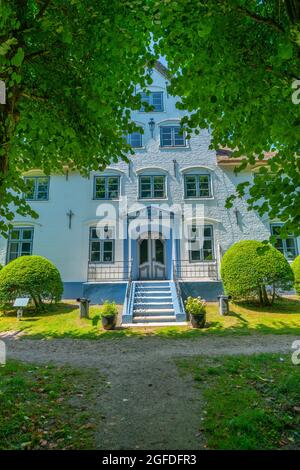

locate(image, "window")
[[94, 176, 119, 199], [7, 227, 34, 262], [89, 227, 114, 263], [139, 175, 166, 199], [139, 91, 164, 112], [24, 176, 49, 201], [271, 224, 298, 260], [188, 225, 214, 262], [160, 126, 186, 147], [127, 131, 143, 148], [185, 174, 212, 198]]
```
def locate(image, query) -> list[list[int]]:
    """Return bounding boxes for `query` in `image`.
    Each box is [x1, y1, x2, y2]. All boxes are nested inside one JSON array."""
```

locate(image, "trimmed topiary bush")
[[0, 256, 63, 309], [291, 255, 300, 295], [221, 240, 294, 305]]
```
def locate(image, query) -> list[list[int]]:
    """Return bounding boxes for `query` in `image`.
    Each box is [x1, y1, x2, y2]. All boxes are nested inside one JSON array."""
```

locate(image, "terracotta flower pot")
[[101, 314, 117, 330]]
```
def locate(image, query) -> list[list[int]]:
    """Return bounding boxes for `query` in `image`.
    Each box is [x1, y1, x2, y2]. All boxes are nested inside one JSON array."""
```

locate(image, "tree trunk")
[[270, 284, 276, 305], [258, 286, 263, 306], [261, 284, 270, 306]]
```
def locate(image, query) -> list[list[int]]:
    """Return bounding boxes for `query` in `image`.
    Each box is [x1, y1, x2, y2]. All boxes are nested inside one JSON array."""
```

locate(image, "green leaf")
[[11, 48, 24, 66], [277, 42, 293, 60]]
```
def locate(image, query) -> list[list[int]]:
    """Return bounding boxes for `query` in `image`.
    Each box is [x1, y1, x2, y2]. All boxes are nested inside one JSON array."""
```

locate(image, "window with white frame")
[[139, 91, 164, 112], [89, 227, 114, 263], [185, 174, 212, 198], [139, 175, 166, 199], [270, 224, 298, 260], [127, 131, 143, 148], [94, 176, 120, 199], [24, 176, 49, 201], [188, 225, 215, 262], [160, 126, 186, 147], [7, 227, 34, 262]]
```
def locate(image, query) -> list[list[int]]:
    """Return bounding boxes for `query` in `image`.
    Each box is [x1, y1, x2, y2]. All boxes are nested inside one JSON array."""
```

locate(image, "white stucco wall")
[[0, 68, 297, 282]]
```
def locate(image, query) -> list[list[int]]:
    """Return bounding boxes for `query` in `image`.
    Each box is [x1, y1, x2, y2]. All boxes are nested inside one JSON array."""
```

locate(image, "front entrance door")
[[139, 238, 166, 280]]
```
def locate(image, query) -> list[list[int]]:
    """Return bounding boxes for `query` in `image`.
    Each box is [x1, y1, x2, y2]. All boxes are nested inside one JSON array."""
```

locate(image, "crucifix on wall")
[[67, 210, 74, 229]]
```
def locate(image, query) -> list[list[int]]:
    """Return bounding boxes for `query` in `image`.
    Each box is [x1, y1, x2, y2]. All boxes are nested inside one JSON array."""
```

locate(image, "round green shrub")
[[291, 255, 300, 295], [220, 240, 294, 305], [0, 255, 63, 308]]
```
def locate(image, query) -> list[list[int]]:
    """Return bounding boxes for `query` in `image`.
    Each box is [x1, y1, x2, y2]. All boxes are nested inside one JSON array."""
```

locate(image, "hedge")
[[291, 255, 300, 295], [221, 240, 294, 305]]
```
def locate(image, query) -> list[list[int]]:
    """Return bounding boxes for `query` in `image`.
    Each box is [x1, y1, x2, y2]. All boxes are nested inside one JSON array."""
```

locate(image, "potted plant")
[[185, 296, 206, 328], [101, 301, 118, 330]]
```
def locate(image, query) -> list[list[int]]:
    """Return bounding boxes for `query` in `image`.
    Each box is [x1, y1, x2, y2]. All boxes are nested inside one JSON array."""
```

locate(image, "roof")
[[154, 60, 170, 79], [216, 148, 276, 166]]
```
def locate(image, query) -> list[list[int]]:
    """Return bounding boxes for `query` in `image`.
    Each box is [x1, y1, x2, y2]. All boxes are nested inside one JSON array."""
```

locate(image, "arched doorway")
[[138, 232, 166, 280]]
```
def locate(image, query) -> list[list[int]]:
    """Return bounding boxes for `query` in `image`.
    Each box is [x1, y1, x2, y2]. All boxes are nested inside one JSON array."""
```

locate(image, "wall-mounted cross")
[[67, 210, 74, 229]]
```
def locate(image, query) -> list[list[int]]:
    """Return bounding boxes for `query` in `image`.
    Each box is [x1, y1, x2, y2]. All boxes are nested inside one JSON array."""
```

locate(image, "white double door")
[[139, 238, 166, 280]]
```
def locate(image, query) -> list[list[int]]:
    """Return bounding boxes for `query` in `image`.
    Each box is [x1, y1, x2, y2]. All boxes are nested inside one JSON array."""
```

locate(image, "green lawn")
[[177, 353, 300, 450], [0, 297, 300, 339], [0, 360, 101, 450]]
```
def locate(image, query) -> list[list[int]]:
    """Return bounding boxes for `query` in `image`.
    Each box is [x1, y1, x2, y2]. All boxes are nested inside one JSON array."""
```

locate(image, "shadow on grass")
[[234, 297, 300, 315], [0, 302, 77, 318], [2, 298, 300, 341]]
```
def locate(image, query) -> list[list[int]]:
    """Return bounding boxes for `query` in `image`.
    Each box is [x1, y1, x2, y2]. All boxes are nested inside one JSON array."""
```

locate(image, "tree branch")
[[284, 0, 300, 24], [24, 50, 50, 61], [36, 0, 52, 21], [20, 92, 47, 102]]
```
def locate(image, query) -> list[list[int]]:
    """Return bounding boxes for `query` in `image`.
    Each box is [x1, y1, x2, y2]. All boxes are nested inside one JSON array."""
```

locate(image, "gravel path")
[[3, 334, 298, 450]]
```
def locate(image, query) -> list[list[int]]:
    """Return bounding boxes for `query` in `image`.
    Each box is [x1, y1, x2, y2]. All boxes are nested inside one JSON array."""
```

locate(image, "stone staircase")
[[132, 281, 178, 324]]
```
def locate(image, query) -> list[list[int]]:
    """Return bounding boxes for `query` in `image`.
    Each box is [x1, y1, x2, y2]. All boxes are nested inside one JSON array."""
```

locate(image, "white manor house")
[[0, 63, 299, 324]]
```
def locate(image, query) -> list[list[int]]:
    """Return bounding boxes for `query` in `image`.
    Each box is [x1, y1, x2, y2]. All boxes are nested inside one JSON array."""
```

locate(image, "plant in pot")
[[101, 301, 118, 330], [185, 296, 206, 328]]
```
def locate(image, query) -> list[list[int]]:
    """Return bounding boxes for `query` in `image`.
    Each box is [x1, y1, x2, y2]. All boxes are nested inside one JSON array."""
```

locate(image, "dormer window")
[[139, 91, 164, 112], [160, 126, 186, 147], [127, 131, 143, 148]]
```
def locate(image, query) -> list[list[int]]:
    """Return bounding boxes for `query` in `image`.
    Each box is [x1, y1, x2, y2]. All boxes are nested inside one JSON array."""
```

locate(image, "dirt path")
[[3, 334, 298, 450]]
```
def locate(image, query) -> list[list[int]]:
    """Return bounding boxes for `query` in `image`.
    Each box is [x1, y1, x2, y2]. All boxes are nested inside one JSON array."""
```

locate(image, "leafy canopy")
[[153, 0, 300, 237], [1, 0, 299, 239], [0, 0, 156, 234]]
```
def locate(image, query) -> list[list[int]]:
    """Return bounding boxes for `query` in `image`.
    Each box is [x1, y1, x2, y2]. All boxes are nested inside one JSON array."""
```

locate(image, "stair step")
[[134, 297, 172, 302], [133, 308, 175, 314], [135, 287, 171, 294], [133, 315, 176, 323], [136, 284, 170, 287], [135, 281, 170, 286], [134, 301, 173, 306]]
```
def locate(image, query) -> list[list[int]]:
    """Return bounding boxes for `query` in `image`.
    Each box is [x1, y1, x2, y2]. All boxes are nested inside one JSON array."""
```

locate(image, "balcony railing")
[[88, 261, 131, 282], [87, 259, 218, 282], [173, 259, 218, 280]]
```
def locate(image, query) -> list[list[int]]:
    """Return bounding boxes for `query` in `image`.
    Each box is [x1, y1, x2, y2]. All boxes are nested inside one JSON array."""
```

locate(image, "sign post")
[[13, 298, 31, 320]]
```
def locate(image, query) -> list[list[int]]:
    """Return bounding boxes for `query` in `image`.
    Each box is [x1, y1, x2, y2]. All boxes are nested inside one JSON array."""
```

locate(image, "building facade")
[[0, 64, 298, 323]]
